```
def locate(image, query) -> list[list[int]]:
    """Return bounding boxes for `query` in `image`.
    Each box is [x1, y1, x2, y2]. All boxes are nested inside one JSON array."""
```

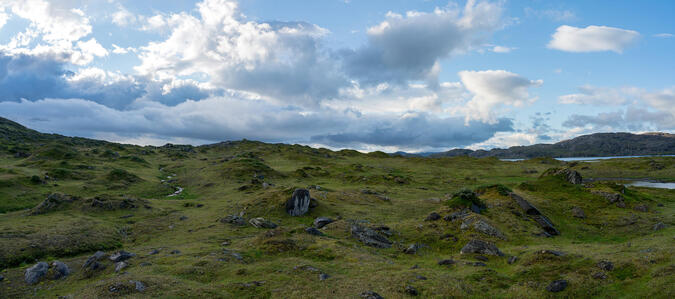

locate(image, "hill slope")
[[0, 117, 673, 298], [431, 132, 675, 158]]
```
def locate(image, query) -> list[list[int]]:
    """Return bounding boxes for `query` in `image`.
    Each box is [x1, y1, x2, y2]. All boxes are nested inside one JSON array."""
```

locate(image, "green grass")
[[0, 132, 673, 298]]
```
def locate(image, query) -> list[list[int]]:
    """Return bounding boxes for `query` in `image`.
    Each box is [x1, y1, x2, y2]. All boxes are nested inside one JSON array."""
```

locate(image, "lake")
[[501, 155, 675, 162], [626, 181, 675, 189]]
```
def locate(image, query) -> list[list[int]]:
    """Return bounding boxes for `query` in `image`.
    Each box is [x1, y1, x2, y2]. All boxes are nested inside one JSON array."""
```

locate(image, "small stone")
[[415, 275, 427, 280], [508, 256, 518, 264], [633, 205, 649, 212], [52, 261, 71, 279], [546, 280, 568, 292], [319, 273, 329, 280], [0, 275, 4, 282], [592, 272, 607, 279], [220, 215, 247, 226], [360, 291, 384, 299], [149, 249, 160, 255], [404, 285, 419, 296], [597, 260, 614, 271], [616, 201, 626, 208], [653, 222, 666, 231], [115, 262, 128, 272], [170, 250, 181, 254], [475, 255, 488, 262], [221, 241, 231, 246], [305, 227, 325, 236], [437, 259, 455, 266], [540, 250, 565, 256], [571, 206, 586, 219], [131, 280, 146, 292], [139, 262, 152, 267], [404, 243, 421, 254], [179, 216, 188, 221], [425, 212, 441, 221]]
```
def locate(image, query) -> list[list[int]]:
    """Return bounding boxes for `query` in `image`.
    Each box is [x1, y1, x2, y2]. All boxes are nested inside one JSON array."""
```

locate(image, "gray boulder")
[[313, 217, 333, 228], [653, 222, 666, 231], [305, 227, 324, 236], [25, 262, 49, 285], [460, 239, 504, 256], [546, 280, 568, 292], [249, 217, 278, 229], [351, 224, 393, 248], [52, 261, 71, 279], [286, 188, 311, 216], [110, 250, 136, 262], [83, 251, 107, 271]]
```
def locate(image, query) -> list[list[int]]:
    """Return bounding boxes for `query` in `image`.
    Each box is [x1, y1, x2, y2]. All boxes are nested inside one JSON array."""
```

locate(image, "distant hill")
[[430, 132, 675, 159]]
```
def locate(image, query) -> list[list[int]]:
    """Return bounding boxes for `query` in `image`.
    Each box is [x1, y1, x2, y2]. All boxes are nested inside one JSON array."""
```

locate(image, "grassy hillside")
[[0, 117, 673, 298]]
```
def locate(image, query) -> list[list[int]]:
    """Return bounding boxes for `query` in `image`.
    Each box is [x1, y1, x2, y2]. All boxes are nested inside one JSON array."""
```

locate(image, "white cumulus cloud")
[[458, 70, 542, 124], [548, 25, 639, 53]]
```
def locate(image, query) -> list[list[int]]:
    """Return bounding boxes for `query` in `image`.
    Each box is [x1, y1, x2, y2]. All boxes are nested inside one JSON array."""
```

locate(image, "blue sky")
[[0, 0, 673, 152]]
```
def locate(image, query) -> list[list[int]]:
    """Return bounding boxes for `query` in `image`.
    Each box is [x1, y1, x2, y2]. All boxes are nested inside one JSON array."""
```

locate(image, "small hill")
[[431, 132, 675, 158]]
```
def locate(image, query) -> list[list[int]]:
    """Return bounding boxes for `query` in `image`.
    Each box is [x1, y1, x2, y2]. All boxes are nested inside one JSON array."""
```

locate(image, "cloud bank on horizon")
[[0, 0, 672, 152]]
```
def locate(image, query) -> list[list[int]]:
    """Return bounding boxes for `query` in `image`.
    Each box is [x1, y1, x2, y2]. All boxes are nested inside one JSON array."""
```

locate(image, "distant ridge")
[[1, 117, 674, 158], [428, 132, 675, 159]]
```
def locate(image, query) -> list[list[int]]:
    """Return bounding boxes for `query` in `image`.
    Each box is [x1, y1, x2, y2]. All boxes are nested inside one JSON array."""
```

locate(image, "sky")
[[0, 0, 673, 152]]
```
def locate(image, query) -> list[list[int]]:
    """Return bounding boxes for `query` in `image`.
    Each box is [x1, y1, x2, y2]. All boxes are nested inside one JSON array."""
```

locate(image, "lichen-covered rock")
[[351, 224, 392, 248], [25, 262, 48, 285], [249, 217, 278, 229], [109, 250, 136, 262], [220, 215, 247, 226], [286, 188, 311, 216], [460, 216, 506, 240], [52, 261, 70, 279], [460, 239, 504, 256]]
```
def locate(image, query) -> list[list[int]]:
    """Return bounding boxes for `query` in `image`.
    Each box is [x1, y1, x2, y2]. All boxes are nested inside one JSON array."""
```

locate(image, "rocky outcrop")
[[29, 193, 77, 215], [286, 188, 311, 216], [510, 192, 560, 236], [351, 224, 393, 248], [541, 168, 582, 184]]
